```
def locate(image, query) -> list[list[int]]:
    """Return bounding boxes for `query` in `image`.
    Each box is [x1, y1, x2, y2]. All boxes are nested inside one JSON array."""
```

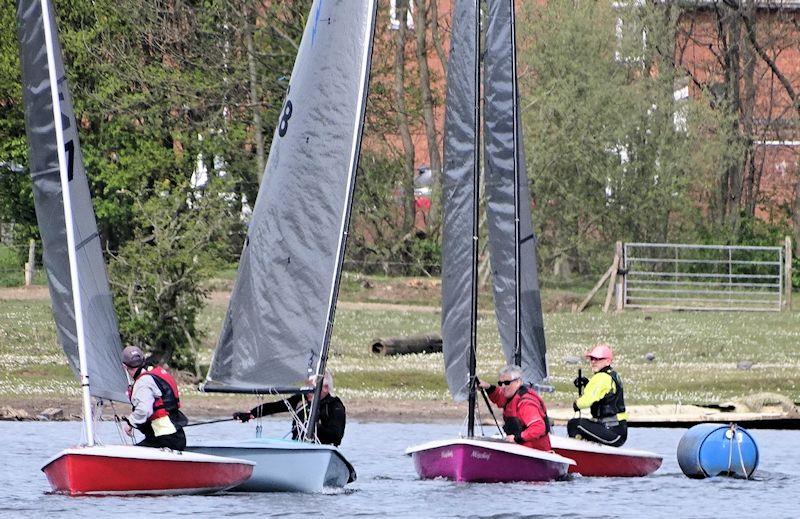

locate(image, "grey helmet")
[[122, 346, 145, 368]]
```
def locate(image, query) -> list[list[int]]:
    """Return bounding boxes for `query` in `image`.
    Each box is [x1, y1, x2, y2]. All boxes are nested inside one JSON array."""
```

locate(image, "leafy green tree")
[[348, 153, 441, 276], [109, 179, 241, 375], [0, 2, 37, 260], [518, 0, 727, 276]]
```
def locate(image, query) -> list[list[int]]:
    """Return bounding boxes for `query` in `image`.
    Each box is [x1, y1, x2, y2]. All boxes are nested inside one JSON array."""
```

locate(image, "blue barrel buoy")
[[677, 423, 759, 479]]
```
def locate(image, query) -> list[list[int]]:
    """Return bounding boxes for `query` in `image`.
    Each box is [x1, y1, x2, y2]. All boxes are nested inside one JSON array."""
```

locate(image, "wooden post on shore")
[[614, 241, 624, 312], [602, 244, 621, 313], [785, 236, 792, 311], [24, 239, 35, 287], [575, 241, 623, 314], [575, 265, 614, 313]]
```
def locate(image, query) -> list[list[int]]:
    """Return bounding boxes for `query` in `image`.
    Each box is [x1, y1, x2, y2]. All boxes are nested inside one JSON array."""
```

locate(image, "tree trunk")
[[412, 0, 442, 231], [740, 1, 759, 218], [393, 0, 417, 233], [715, 4, 745, 234], [795, 177, 800, 258], [428, 0, 448, 76], [245, 15, 265, 183]]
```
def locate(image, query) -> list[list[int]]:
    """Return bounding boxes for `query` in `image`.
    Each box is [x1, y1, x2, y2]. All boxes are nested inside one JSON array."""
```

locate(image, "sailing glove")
[[233, 412, 252, 422], [573, 376, 589, 389]]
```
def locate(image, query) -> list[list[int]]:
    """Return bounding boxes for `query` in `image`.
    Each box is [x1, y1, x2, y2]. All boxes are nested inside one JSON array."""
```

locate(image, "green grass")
[[2, 294, 799, 406], [0, 244, 48, 287]]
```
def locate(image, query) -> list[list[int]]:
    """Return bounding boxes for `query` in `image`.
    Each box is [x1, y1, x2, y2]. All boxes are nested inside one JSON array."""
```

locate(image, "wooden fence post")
[[785, 236, 792, 311], [24, 239, 35, 287], [576, 265, 614, 313], [614, 241, 624, 312], [602, 245, 621, 313]]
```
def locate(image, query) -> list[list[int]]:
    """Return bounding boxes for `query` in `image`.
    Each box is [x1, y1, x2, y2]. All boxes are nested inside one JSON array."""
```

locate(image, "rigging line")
[[288, 394, 314, 443], [109, 401, 130, 445], [736, 431, 749, 479], [92, 400, 105, 445], [478, 386, 504, 436], [726, 423, 735, 476]]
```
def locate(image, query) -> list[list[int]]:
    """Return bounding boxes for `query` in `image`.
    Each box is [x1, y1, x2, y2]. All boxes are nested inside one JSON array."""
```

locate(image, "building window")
[[390, 0, 414, 30], [673, 78, 690, 132], [615, 15, 647, 64]]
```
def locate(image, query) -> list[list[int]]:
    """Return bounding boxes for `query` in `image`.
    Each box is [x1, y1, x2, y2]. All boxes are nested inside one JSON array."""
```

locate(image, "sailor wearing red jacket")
[[121, 346, 188, 451], [479, 365, 552, 452]]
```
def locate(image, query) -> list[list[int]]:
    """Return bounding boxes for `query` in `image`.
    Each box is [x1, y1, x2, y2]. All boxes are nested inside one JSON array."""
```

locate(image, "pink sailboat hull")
[[406, 438, 575, 483], [549, 436, 662, 477], [42, 445, 255, 496]]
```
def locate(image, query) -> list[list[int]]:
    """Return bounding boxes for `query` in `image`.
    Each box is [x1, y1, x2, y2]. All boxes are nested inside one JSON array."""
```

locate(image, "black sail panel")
[[205, 0, 378, 391], [484, 0, 547, 383], [441, 0, 478, 402], [17, 0, 128, 402]]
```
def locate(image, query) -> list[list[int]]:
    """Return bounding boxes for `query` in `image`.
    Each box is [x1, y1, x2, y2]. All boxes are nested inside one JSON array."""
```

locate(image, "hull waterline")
[[41, 445, 254, 496], [549, 435, 662, 477], [406, 438, 574, 483], [188, 438, 356, 492]]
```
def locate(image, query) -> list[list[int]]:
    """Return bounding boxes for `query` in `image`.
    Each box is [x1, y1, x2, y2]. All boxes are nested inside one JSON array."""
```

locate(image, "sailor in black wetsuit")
[[233, 370, 346, 446], [568, 343, 628, 447]]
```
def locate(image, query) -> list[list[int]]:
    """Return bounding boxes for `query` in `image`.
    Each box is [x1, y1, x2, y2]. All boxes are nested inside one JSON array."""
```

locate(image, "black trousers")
[[567, 418, 627, 447], [136, 428, 186, 451]]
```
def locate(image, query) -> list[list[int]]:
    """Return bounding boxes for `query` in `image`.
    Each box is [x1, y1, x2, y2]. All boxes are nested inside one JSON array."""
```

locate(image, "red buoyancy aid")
[[127, 366, 181, 422], [490, 385, 552, 451]]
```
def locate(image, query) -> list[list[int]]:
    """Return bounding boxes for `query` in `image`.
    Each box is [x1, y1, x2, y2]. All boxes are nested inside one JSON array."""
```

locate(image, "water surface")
[[1, 420, 796, 518]]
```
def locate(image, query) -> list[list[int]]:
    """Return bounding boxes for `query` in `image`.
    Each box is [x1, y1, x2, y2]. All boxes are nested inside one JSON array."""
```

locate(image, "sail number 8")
[[278, 100, 293, 137]]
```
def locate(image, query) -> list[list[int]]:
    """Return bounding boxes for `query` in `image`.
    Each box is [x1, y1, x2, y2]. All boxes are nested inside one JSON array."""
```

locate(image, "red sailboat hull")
[[550, 436, 662, 477], [42, 445, 255, 496]]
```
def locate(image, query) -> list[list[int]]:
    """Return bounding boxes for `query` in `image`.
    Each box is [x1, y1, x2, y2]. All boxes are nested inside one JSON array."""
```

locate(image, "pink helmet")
[[585, 343, 613, 361]]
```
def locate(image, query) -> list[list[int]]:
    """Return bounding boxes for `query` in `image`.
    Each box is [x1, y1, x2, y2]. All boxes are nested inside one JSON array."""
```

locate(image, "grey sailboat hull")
[[187, 438, 355, 492]]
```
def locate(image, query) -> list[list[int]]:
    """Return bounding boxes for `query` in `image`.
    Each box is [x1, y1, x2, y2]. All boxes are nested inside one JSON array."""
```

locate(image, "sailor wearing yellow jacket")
[[568, 343, 628, 447]]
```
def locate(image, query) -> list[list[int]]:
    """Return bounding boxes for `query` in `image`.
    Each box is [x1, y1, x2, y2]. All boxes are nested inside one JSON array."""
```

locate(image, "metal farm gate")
[[623, 243, 786, 312]]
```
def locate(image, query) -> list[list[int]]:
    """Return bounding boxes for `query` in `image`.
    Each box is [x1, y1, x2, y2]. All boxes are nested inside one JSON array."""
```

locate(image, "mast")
[[306, 0, 378, 441], [467, 0, 481, 438], [510, 0, 521, 367], [40, 0, 94, 445]]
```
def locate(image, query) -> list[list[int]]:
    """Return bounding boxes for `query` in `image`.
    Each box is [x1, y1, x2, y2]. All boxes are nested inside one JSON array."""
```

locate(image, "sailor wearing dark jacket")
[[234, 370, 346, 446], [121, 346, 188, 451], [568, 343, 628, 447]]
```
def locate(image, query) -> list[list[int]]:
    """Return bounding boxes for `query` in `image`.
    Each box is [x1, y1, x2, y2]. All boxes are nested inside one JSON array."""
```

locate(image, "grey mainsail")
[[17, 0, 128, 403], [441, 0, 479, 402], [204, 0, 377, 392], [484, 0, 546, 383]]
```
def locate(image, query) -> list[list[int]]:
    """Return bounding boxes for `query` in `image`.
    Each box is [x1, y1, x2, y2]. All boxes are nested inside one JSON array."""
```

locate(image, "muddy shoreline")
[[0, 394, 583, 424], [0, 394, 473, 423]]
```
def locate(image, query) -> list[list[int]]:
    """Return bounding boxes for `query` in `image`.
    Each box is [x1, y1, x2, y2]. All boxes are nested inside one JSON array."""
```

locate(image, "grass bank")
[[2, 293, 799, 414]]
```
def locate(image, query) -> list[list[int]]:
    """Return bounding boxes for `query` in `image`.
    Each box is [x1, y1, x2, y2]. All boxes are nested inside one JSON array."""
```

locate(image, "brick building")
[[674, 1, 800, 221], [376, 0, 799, 229]]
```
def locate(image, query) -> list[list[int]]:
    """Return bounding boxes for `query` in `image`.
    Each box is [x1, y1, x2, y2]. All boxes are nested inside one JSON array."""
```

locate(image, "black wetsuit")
[[250, 393, 346, 446], [567, 367, 627, 447]]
